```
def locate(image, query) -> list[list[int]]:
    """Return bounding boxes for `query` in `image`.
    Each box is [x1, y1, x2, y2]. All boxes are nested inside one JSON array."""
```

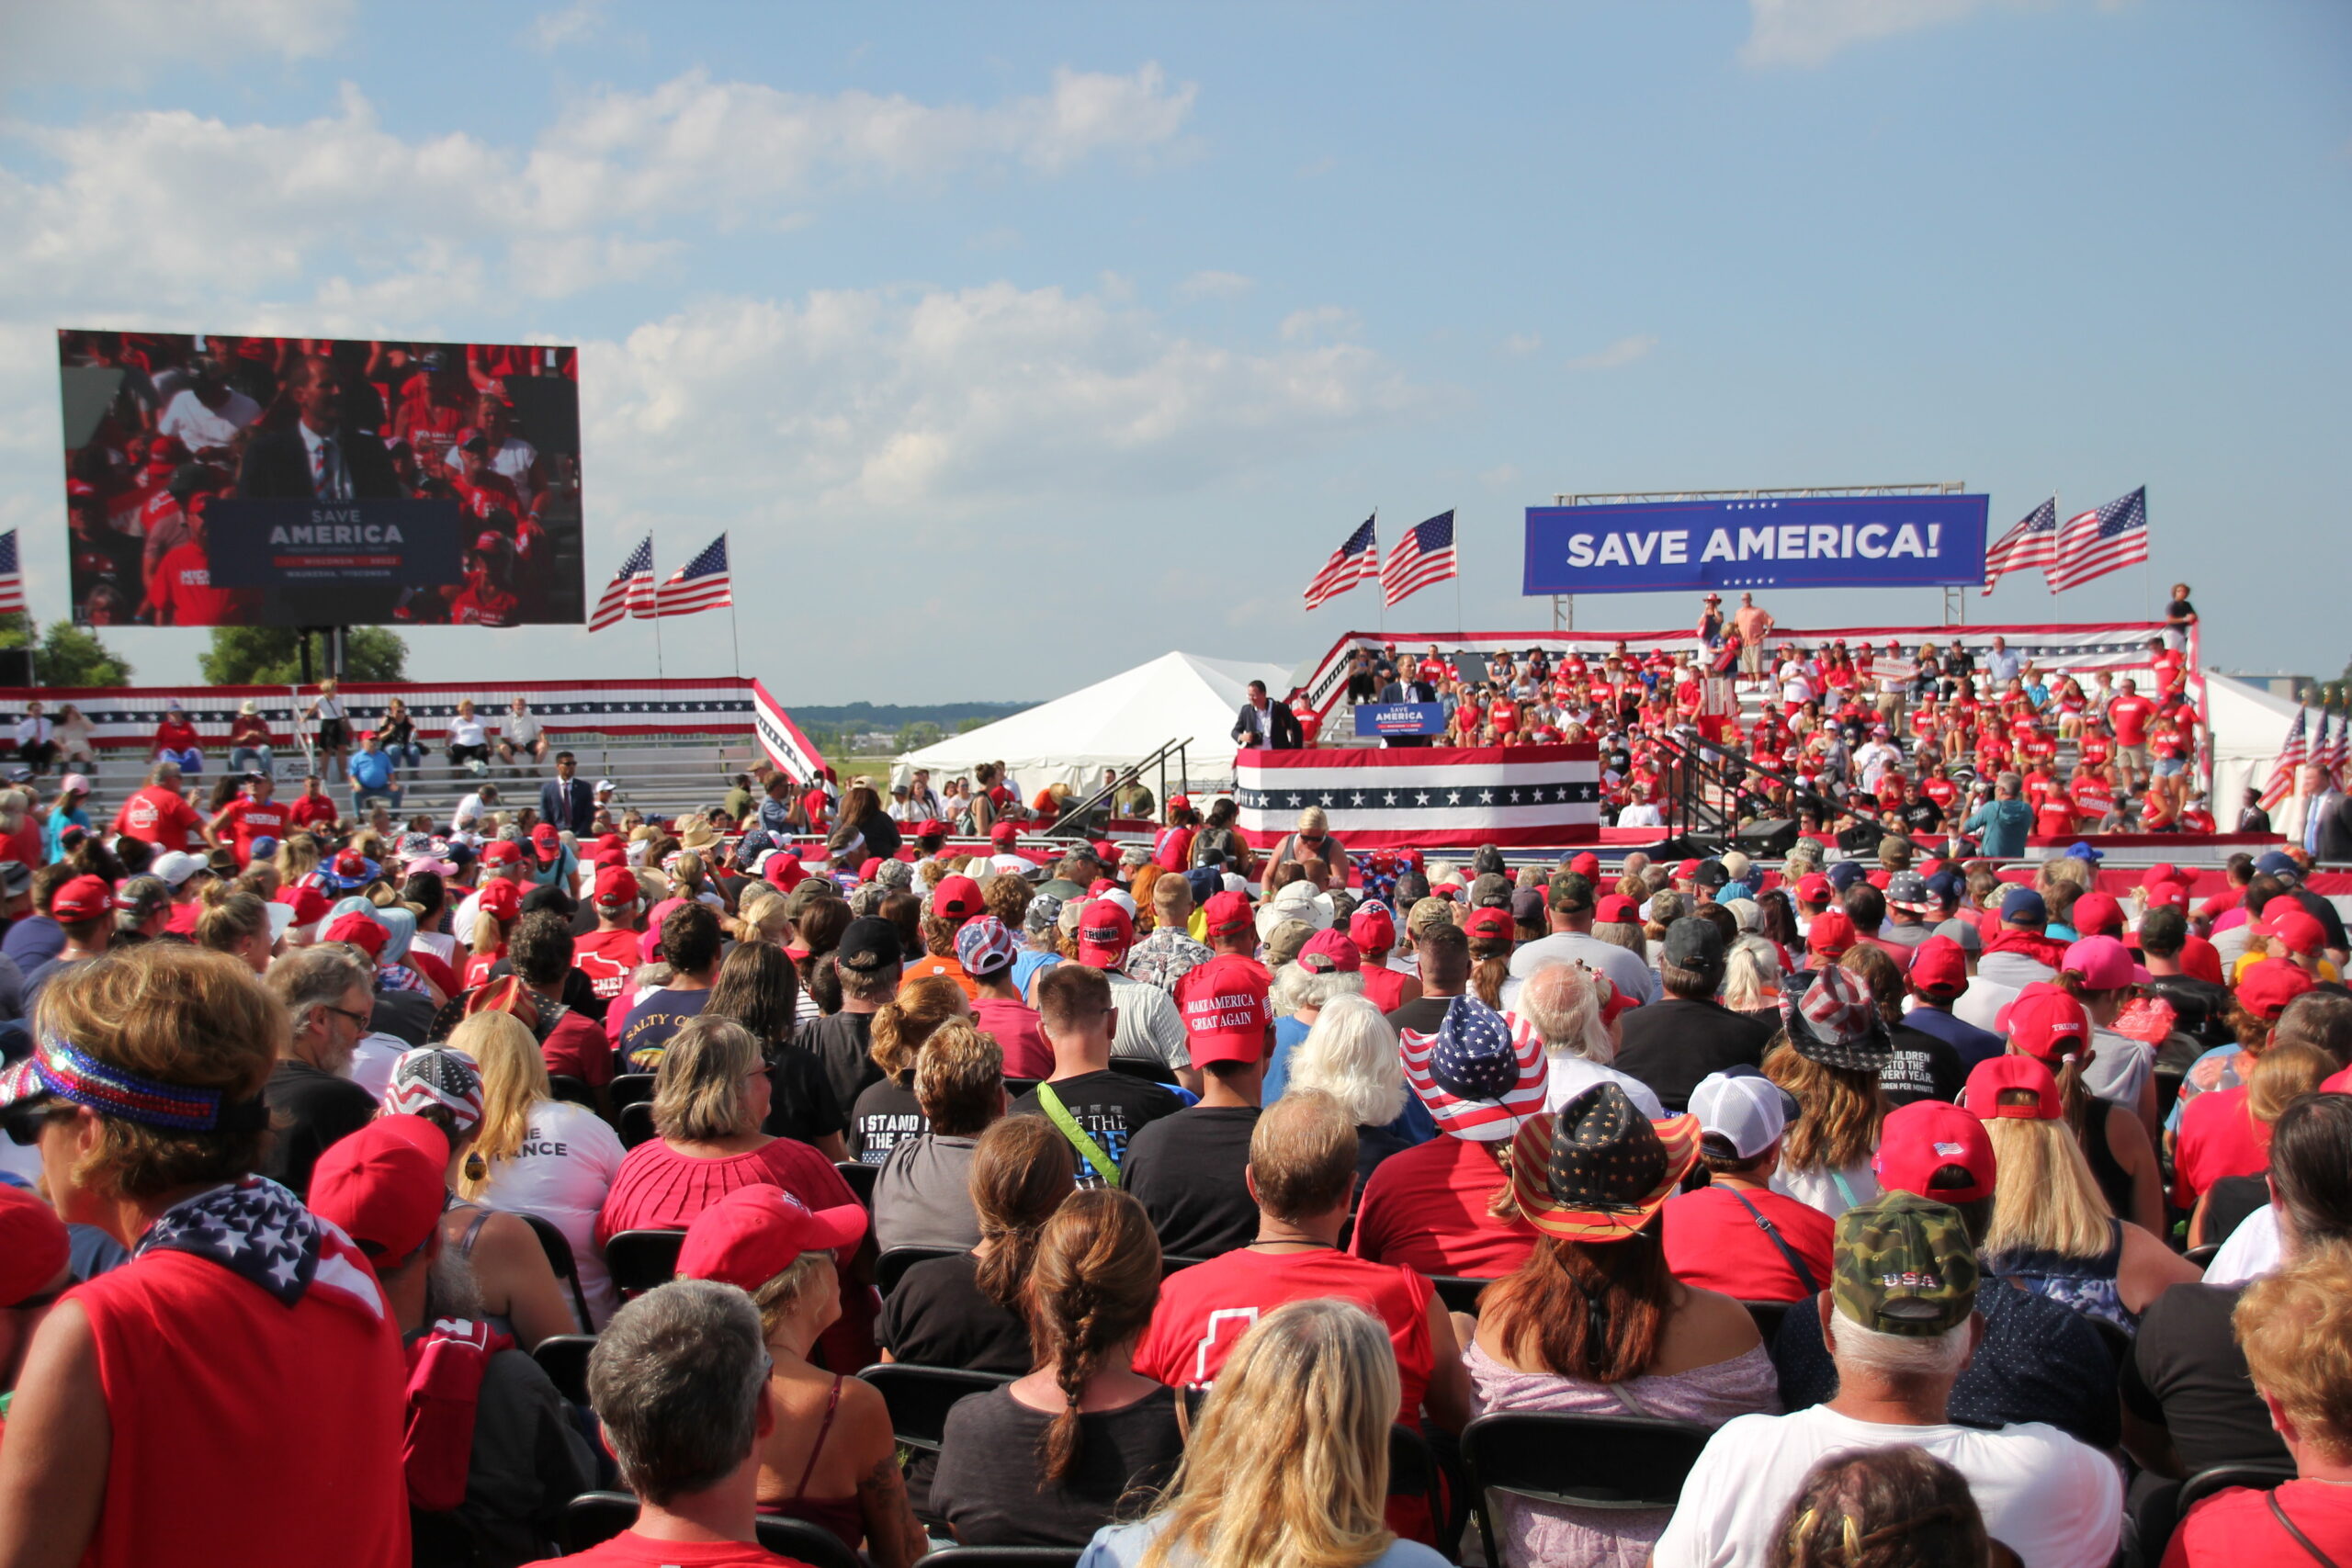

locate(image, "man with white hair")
[[1654, 1191, 2121, 1568], [1510, 961, 1661, 1117]]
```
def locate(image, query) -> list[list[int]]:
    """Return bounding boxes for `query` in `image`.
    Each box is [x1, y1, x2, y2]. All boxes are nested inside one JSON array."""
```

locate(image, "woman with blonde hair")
[[1996, 982, 2165, 1234], [1283, 993, 1426, 1190], [1763, 967, 1893, 1218], [1963, 1055, 2199, 1334], [192, 885, 274, 974], [451, 1008, 628, 1325], [847, 972, 971, 1164], [934, 1189, 1182, 1547], [1722, 937, 1782, 1018], [1077, 1297, 1451, 1568]]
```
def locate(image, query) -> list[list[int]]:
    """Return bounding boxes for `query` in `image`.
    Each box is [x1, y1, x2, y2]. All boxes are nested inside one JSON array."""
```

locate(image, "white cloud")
[[1480, 463, 1521, 489], [0, 0, 356, 85], [1176, 270, 1254, 301], [1279, 306, 1359, 344], [1740, 0, 2067, 68], [1564, 333, 1658, 372], [1500, 332, 1543, 356], [527, 0, 610, 51]]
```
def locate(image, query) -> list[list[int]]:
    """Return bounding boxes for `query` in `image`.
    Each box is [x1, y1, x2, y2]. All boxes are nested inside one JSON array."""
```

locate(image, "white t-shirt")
[[475, 1099, 628, 1328], [502, 710, 542, 744], [1770, 1157, 1881, 1220], [345, 1032, 409, 1102], [1540, 1053, 1665, 1118], [2203, 1204, 2282, 1287], [450, 716, 490, 748], [1507, 931, 1661, 1007], [158, 386, 262, 454], [1654, 1404, 2122, 1568], [1618, 802, 1664, 828]]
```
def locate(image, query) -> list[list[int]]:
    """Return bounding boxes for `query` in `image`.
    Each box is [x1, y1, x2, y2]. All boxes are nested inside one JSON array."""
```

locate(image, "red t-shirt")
[[2109, 695, 2156, 746], [2162, 1479, 2352, 1568], [1359, 964, 1409, 1013], [1350, 1134, 1539, 1280], [1134, 1247, 1433, 1427], [2174, 1087, 2270, 1207], [1922, 777, 1958, 810], [2022, 771, 2058, 811], [1660, 1185, 1835, 1302], [2035, 798, 2079, 838], [542, 1009, 615, 1087], [463, 950, 503, 991], [215, 797, 290, 866], [971, 995, 1052, 1079], [2070, 779, 2114, 821], [152, 546, 255, 626], [596, 1136, 858, 1249], [114, 784, 204, 851], [522, 1537, 802, 1567], [71, 1245, 409, 1568], [290, 793, 341, 829], [573, 927, 643, 1001]]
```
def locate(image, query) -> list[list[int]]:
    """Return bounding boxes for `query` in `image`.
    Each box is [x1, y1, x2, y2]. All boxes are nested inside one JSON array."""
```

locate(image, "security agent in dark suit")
[[538, 750, 596, 838], [232, 354, 410, 624], [1376, 654, 1442, 749], [1232, 680, 1305, 750]]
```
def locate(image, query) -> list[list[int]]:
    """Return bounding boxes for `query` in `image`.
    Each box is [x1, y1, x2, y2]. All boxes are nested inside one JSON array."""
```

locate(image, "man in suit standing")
[[235, 355, 402, 502], [538, 750, 596, 838], [1232, 681, 1304, 750], [1377, 654, 1442, 750]]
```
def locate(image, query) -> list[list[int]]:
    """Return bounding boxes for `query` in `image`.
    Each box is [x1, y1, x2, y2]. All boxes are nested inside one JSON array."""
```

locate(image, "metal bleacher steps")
[[78, 735, 762, 828]]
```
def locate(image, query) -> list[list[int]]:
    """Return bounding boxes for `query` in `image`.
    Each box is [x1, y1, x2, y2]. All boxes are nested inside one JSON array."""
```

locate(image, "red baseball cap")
[[1594, 894, 1639, 925], [1175, 955, 1272, 1067], [594, 865, 639, 907], [475, 878, 523, 923], [1999, 983, 2090, 1066], [322, 912, 387, 958], [1873, 1100, 1996, 1205], [591, 841, 630, 869], [857, 857, 884, 883], [764, 853, 807, 892], [308, 1115, 447, 1264], [1795, 873, 1833, 906], [529, 823, 562, 864], [989, 821, 1020, 846], [1463, 907, 1515, 942], [1908, 934, 1968, 998], [1298, 929, 1363, 975], [1203, 890, 1254, 939], [674, 1185, 867, 1293], [2071, 894, 2124, 938], [275, 884, 331, 928], [2143, 864, 2185, 888], [2144, 881, 2188, 911], [2256, 908, 2327, 958], [1674, 859, 1701, 881], [1964, 1055, 2063, 1122], [1805, 908, 1858, 958], [1076, 900, 1135, 966], [1568, 852, 1601, 880], [1348, 905, 1396, 951], [2239, 959, 2316, 1021], [0, 1184, 69, 1307], [931, 875, 984, 921], [481, 840, 523, 869], [51, 874, 110, 922]]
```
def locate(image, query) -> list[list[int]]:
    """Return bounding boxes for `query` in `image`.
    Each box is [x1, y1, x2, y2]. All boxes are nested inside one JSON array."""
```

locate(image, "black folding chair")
[[1459, 1411, 1716, 1568], [532, 1333, 596, 1406], [603, 1229, 684, 1299], [608, 1072, 658, 1111], [560, 1492, 638, 1554], [518, 1212, 594, 1331], [1431, 1275, 1495, 1315], [754, 1516, 861, 1568], [876, 1245, 966, 1296], [547, 1073, 598, 1111], [1107, 1055, 1178, 1087], [1740, 1298, 1791, 1345], [1160, 1254, 1207, 1279], [834, 1159, 879, 1208], [2185, 1242, 2221, 1270], [858, 1362, 1012, 1455], [561, 1492, 860, 1568], [921, 1550, 1084, 1566], [2177, 1463, 2296, 1514], [1004, 1077, 1041, 1100], [616, 1101, 656, 1149]]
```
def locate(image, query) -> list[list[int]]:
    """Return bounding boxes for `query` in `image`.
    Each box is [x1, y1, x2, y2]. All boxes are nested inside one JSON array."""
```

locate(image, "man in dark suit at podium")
[[1232, 680, 1304, 750], [235, 355, 402, 502], [1377, 654, 1442, 749]]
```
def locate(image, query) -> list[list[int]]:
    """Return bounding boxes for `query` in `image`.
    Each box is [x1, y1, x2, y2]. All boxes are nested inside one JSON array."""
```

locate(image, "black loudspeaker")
[[1837, 821, 1886, 854], [1731, 818, 1801, 859], [0, 649, 34, 689]]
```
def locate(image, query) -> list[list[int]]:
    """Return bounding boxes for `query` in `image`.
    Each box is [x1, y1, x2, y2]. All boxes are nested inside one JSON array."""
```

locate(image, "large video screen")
[[57, 331, 584, 628]]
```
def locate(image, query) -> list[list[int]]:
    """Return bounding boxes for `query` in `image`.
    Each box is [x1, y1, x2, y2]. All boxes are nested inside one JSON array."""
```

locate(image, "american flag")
[[1303, 514, 1378, 610], [1381, 510, 1457, 608], [2261, 706, 2308, 811], [2321, 710, 2348, 784], [2045, 486, 2149, 592], [1980, 498, 2058, 596], [655, 533, 733, 616], [588, 535, 653, 631], [0, 531, 22, 617]]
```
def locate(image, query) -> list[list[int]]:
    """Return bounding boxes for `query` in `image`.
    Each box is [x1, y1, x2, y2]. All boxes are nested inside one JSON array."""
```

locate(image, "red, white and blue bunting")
[[1236, 742, 1601, 850], [0, 677, 760, 750], [752, 678, 831, 784]]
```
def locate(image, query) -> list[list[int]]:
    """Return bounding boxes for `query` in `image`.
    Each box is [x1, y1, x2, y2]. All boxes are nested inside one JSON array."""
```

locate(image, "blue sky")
[[3, 0, 2346, 700]]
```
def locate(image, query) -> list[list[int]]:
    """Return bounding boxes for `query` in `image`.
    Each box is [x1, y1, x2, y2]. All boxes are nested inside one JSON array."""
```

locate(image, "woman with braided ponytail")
[[932, 1188, 1183, 1548]]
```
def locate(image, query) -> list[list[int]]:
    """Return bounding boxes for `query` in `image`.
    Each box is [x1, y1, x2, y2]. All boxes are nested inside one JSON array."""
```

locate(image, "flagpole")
[[1374, 508, 1384, 639], [649, 535, 666, 682], [1453, 505, 1464, 638]]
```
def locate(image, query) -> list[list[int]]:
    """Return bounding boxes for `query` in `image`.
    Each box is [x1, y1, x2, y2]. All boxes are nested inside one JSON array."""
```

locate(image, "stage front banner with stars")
[[1235, 742, 1600, 850], [1521, 492, 1989, 596]]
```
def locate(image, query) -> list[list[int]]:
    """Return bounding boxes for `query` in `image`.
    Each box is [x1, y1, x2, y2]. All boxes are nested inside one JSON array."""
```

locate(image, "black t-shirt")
[[763, 1047, 847, 1148], [1122, 1105, 1261, 1260], [1010, 1070, 1184, 1189], [850, 1077, 925, 1165], [1877, 1025, 1965, 1107], [1614, 998, 1775, 1113], [2166, 597, 2196, 625], [1385, 994, 1456, 1039], [1771, 1278, 2120, 1450], [1901, 799, 1945, 834], [800, 1010, 883, 1120], [2201, 1175, 2269, 1249], [2124, 1282, 2291, 1472], [876, 1252, 1034, 1375], [262, 1058, 379, 1200], [932, 1383, 1186, 1548]]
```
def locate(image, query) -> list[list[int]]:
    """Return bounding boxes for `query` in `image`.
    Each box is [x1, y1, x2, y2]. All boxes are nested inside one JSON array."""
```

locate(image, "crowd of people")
[[61, 331, 583, 627], [0, 699, 2346, 1568]]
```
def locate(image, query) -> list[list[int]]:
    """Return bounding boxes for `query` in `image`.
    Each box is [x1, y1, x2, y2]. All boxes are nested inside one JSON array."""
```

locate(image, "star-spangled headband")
[[28, 1033, 269, 1134]]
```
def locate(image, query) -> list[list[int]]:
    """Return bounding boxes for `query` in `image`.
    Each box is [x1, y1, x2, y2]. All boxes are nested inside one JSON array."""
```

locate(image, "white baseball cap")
[[1688, 1068, 1800, 1161], [150, 851, 209, 890], [594, 779, 616, 794]]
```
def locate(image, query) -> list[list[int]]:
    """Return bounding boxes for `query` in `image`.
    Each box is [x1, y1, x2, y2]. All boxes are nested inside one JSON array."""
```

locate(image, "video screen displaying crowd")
[[59, 330, 584, 628], [1325, 587, 2227, 843], [0, 728, 2346, 1568]]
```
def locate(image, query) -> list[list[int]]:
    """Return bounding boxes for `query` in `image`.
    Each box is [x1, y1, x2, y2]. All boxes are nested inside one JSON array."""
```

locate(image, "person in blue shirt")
[[345, 729, 401, 818], [1962, 773, 2034, 860], [41, 776, 92, 863]]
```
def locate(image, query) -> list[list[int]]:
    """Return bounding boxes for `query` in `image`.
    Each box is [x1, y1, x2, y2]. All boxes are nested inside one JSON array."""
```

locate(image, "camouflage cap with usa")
[[1831, 1190, 1979, 1338]]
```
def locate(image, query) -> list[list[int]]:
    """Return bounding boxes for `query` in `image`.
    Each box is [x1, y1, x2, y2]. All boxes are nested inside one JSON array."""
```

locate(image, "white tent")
[[896, 650, 1291, 795], [2204, 671, 2306, 831]]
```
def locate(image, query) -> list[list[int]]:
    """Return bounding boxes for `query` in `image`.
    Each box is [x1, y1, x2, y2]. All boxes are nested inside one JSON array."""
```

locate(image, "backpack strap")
[[2268, 1492, 2342, 1568], [1724, 1187, 1821, 1297], [1035, 1083, 1121, 1189]]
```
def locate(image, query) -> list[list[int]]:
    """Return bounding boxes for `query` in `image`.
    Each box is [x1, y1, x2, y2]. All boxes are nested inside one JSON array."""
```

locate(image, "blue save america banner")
[[1522, 493, 1988, 595]]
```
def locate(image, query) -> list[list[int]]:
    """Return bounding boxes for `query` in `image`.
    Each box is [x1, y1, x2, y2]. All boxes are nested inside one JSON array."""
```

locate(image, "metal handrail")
[[1040, 737, 1193, 838]]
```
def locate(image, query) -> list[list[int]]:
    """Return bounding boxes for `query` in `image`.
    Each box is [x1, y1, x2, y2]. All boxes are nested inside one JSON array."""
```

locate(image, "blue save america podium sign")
[[1354, 702, 1449, 738], [1522, 493, 1988, 594], [204, 499, 466, 589]]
